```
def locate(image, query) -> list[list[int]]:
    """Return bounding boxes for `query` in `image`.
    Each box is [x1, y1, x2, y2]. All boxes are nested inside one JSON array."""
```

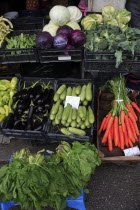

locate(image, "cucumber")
[[62, 103, 72, 121], [88, 106, 95, 124], [56, 105, 63, 121], [60, 88, 66, 101], [71, 120, 77, 128], [50, 114, 55, 121], [51, 100, 61, 115], [67, 107, 72, 123], [72, 87, 76, 96], [55, 115, 60, 125], [80, 85, 86, 102], [68, 127, 86, 136], [60, 128, 72, 135], [53, 92, 60, 102], [75, 85, 81, 95], [80, 124, 86, 130], [78, 106, 84, 119], [85, 111, 90, 128], [65, 122, 70, 127], [72, 108, 77, 121], [56, 84, 66, 95], [82, 100, 88, 106], [76, 115, 81, 123], [66, 86, 72, 96], [86, 82, 92, 102], [82, 106, 86, 121]]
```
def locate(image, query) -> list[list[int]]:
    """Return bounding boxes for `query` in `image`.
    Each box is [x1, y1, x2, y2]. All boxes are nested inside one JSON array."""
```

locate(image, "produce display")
[[98, 76, 140, 151], [81, 5, 131, 31], [0, 77, 18, 123], [5, 33, 36, 53], [84, 23, 140, 67], [0, 16, 13, 47], [4, 80, 54, 131], [0, 141, 101, 210], [50, 82, 95, 136]]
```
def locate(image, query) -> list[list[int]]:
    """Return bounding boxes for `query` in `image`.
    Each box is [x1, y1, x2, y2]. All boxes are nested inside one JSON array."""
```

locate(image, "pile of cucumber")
[[50, 82, 95, 136]]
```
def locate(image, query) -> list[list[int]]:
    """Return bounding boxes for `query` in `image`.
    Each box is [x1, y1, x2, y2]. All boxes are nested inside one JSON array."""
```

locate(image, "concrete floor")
[[0, 138, 140, 210]]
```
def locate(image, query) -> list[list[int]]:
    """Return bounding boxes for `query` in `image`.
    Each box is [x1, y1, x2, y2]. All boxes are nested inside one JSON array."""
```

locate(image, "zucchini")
[[65, 122, 70, 127], [62, 103, 72, 121], [67, 107, 72, 123], [50, 114, 56, 121], [52, 120, 56, 126], [68, 127, 86, 136], [72, 87, 76, 96], [80, 124, 86, 130], [56, 84, 66, 95], [51, 100, 61, 115], [88, 106, 95, 124], [85, 111, 90, 128], [82, 106, 86, 121], [78, 106, 84, 119], [82, 100, 88, 106], [71, 120, 77, 128], [75, 85, 81, 95], [80, 85, 86, 102], [61, 120, 66, 125], [55, 115, 60, 125], [72, 108, 77, 121], [60, 128, 72, 135], [60, 88, 66, 101], [86, 82, 92, 102], [76, 115, 81, 123], [66, 86, 72, 96], [53, 92, 60, 102], [56, 105, 63, 121]]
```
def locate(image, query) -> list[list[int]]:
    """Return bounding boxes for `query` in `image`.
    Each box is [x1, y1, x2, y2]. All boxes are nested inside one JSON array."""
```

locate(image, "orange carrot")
[[128, 118, 137, 142], [103, 112, 112, 130], [125, 104, 138, 121], [123, 123, 129, 147], [128, 139, 133, 148], [108, 131, 113, 151], [131, 102, 140, 113], [102, 116, 114, 143], [98, 117, 107, 135], [119, 125, 124, 150], [128, 114, 139, 136], [124, 115, 134, 140], [120, 110, 125, 133], [114, 116, 119, 146]]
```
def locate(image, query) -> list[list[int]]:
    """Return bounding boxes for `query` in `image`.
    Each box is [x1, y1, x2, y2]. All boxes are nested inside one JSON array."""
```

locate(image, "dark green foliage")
[[0, 142, 101, 210]]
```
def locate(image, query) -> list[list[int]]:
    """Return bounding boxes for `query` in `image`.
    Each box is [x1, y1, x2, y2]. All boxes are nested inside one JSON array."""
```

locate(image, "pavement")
[[0, 137, 140, 210]]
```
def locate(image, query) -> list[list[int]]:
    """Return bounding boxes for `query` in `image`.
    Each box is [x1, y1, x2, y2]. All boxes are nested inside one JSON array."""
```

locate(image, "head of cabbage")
[[43, 22, 59, 37], [81, 14, 103, 31], [66, 21, 81, 30], [102, 5, 116, 17], [116, 9, 131, 25], [67, 6, 82, 23]]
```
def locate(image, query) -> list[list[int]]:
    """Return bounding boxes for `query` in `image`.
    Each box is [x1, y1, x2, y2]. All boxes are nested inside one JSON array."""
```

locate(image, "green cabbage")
[[107, 19, 118, 27], [43, 22, 59, 37], [81, 16, 96, 30], [116, 9, 131, 25], [67, 6, 82, 23], [66, 21, 81, 30], [102, 5, 116, 18]]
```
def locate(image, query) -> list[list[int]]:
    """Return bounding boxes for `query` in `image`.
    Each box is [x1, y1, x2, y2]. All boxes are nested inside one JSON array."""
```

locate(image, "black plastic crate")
[[45, 78, 95, 143], [1, 77, 56, 141], [0, 30, 40, 64], [12, 17, 44, 30], [84, 49, 140, 73], [0, 64, 22, 77], [38, 48, 84, 63]]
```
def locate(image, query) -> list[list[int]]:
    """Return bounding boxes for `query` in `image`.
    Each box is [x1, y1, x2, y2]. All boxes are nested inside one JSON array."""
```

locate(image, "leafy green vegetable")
[[0, 142, 101, 210]]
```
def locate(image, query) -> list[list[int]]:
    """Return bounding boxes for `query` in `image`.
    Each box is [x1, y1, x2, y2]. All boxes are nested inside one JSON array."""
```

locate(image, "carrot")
[[108, 131, 113, 151], [120, 110, 125, 133], [111, 124, 114, 141], [98, 117, 107, 135], [103, 112, 112, 130], [114, 116, 119, 146], [128, 113, 139, 136], [128, 118, 137, 142], [128, 139, 133, 148], [119, 125, 124, 150], [124, 115, 134, 140], [125, 104, 138, 121], [118, 138, 121, 148], [123, 124, 129, 147], [131, 102, 140, 113], [102, 116, 114, 143]]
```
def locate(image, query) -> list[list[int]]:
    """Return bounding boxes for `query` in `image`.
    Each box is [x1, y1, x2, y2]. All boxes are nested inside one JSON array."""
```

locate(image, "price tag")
[[123, 146, 140, 156], [58, 56, 71, 61], [65, 96, 80, 109]]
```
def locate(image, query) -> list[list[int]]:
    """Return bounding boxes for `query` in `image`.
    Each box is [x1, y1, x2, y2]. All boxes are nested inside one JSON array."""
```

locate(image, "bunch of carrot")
[[98, 76, 140, 151]]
